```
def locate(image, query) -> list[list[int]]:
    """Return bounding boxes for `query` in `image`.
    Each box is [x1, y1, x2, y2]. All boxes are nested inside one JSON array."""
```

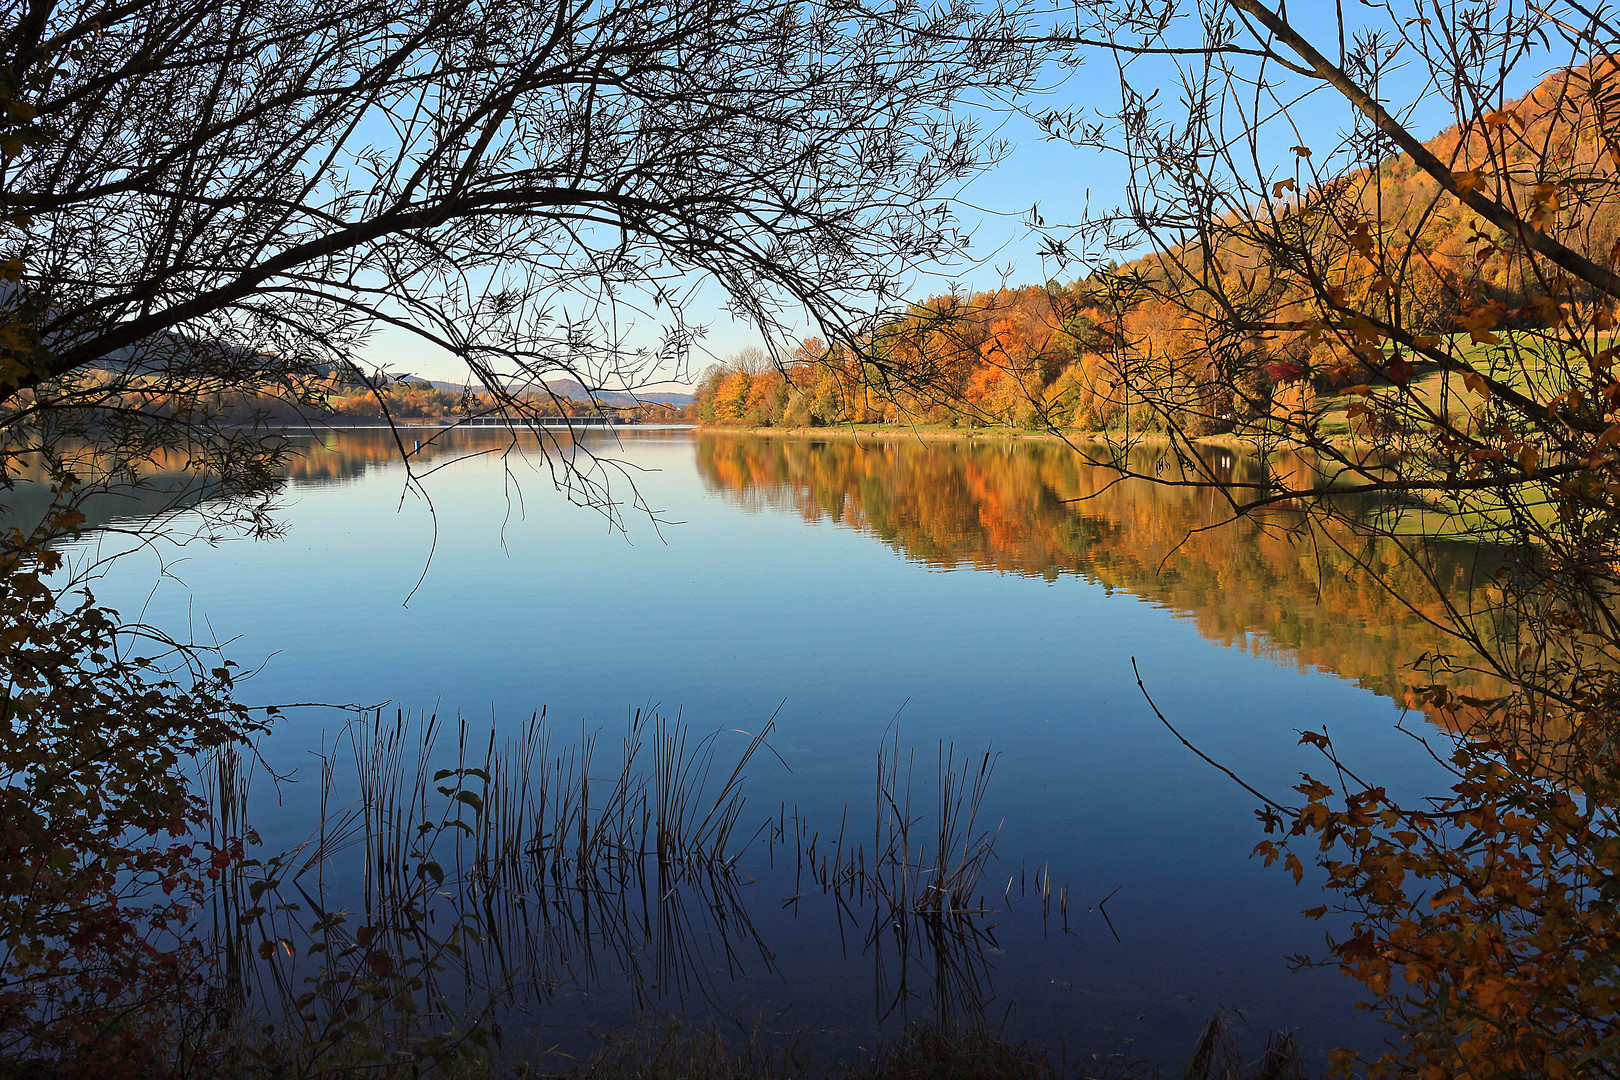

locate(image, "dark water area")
[[46, 427, 1506, 1070]]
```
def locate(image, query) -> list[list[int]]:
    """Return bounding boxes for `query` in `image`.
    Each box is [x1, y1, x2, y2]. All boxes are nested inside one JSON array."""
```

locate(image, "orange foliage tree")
[[0, 523, 258, 1078], [1031, 3, 1620, 1075], [0, 292, 260, 1077]]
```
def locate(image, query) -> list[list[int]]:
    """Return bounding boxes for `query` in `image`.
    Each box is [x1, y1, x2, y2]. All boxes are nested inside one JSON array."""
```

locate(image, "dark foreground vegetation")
[[522, 1014, 1308, 1080]]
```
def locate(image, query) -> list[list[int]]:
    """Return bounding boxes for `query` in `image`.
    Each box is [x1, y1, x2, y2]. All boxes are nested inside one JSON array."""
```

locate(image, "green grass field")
[[1312, 329, 1618, 438]]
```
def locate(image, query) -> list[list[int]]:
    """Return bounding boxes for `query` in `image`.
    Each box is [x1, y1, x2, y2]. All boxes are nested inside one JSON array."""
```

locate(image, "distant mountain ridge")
[[415, 376, 691, 407]]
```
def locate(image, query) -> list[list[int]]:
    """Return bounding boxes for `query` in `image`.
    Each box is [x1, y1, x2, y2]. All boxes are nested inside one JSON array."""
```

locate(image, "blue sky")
[[368, 3, 1559, 390]]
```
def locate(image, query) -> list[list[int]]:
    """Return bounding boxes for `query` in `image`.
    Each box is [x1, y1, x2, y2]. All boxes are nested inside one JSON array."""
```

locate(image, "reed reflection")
[[213, 708, 782, 1040], [772, 732, 1028, 1030], [214, 707, 1030, 1044]]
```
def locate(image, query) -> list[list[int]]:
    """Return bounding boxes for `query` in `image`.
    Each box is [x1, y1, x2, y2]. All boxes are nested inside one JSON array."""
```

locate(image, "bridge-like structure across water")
[[449, 415, 622, 427]]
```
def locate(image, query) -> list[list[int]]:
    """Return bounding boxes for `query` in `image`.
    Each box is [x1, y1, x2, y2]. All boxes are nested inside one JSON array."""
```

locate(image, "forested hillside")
[[695, 62, 1620, 434]]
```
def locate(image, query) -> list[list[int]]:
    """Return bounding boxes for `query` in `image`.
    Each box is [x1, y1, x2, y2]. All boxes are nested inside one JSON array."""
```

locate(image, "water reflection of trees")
[[280, 426, 695, 486], [7, 428, 650, 538], [695, 434, 1510, 708], [281, 427, 539, 484]]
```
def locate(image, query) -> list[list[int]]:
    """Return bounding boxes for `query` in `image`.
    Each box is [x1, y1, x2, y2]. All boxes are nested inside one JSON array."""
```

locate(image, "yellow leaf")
[[1452, 168, 1486, 194]]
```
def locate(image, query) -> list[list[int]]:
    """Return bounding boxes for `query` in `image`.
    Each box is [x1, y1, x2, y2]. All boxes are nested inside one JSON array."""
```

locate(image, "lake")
[[56, 426, 1498, 1069]]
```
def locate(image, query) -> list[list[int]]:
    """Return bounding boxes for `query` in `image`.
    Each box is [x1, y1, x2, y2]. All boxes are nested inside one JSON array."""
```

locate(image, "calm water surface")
[[60, 427, 1496, 1067]]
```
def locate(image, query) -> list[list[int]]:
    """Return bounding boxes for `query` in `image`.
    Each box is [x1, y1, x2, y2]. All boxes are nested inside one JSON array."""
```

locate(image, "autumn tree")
[[0, 263, 259, 1077], [1002, 1, 1620, 1074]]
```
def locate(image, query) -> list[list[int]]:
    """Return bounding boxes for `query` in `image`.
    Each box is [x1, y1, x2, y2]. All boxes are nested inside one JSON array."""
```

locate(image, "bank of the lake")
[[694, 421, 1372, 453], [700, 421, 1178, 442]]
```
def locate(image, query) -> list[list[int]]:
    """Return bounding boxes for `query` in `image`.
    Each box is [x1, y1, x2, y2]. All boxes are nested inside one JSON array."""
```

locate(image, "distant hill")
[[543, 378, 692, 407], [417, 377, 690, 407]]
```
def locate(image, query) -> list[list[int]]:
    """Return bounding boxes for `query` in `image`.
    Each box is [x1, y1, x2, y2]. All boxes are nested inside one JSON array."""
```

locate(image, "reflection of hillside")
[[2, 427, 601, 536], [284, 426, 615, 485], [3, 447, 218, 538], [695, 434, 1509, 706], [287, 427, 525, 484]]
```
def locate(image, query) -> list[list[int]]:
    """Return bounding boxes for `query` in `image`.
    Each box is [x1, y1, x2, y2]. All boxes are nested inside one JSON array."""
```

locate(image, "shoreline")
[[694, 423, 1315, 452]]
